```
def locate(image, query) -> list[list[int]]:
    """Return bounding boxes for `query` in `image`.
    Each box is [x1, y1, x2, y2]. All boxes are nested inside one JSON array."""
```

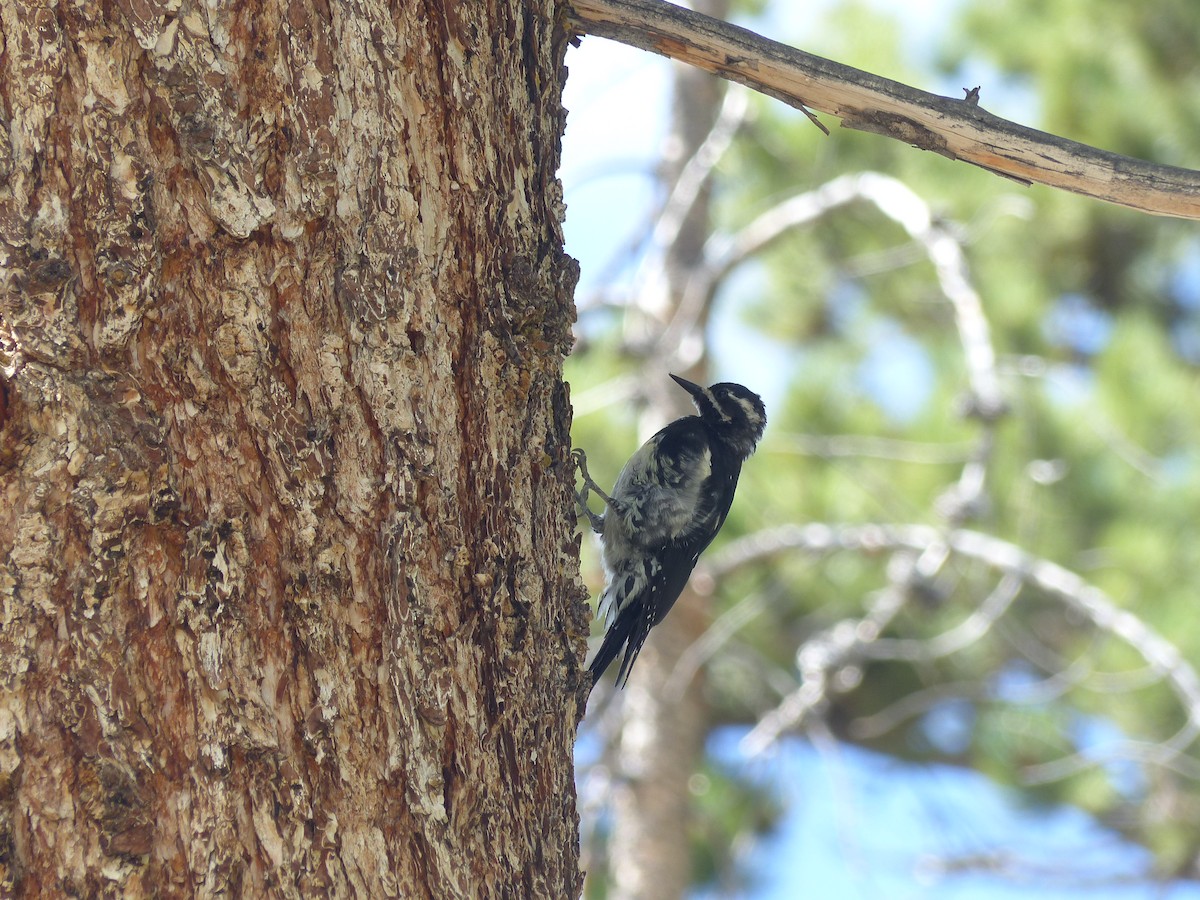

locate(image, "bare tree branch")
[[860, 573, 1022, 661], [641, 85, 750, 281], [728, 524, 1200, 761], [630, 84, 750, 337], [840, 195, 1034, 280], [567, 0, 1200, 219]]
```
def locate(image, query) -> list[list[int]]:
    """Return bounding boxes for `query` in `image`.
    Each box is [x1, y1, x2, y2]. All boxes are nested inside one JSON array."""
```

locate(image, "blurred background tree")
[[565, 0, 1200, 896]]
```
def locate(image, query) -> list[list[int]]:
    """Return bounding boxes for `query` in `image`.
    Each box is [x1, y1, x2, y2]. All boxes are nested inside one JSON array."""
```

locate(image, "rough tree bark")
[[0, 1, 587, 896]]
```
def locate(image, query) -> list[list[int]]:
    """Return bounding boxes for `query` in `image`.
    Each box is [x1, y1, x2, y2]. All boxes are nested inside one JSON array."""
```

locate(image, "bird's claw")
[[571, 448, 607, 534]]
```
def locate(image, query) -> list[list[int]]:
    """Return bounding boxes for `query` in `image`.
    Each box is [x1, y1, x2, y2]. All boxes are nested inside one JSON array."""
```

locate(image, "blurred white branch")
[[640, 85, 750, 283], [729, 523, 1200, 765], [861, 573, 1022, 661], [631, 84, 751, 338]]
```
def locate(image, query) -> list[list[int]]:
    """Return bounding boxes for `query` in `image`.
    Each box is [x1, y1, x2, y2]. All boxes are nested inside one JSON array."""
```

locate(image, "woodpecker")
[[574, 374, 767, 690]]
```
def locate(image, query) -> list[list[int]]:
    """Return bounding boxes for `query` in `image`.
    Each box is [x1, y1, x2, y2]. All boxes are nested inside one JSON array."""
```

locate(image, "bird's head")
[[671, 374, 766, 458]]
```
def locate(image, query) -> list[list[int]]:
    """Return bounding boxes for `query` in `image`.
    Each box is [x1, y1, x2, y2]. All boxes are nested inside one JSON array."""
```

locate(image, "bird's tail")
[[588, 596, 653, 691], [587, 614, 631, 689]]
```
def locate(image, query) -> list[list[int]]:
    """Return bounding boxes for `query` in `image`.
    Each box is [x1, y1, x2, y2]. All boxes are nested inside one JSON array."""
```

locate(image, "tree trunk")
[[0, 1, 587, 896]]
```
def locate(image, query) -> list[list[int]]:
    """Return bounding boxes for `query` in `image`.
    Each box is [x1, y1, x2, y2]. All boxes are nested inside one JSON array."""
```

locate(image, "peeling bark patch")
[[965, 149, 1039, 187], [0, 374, 8, 436], [842, 109, 956, 160], [79, 758, 153, 860]]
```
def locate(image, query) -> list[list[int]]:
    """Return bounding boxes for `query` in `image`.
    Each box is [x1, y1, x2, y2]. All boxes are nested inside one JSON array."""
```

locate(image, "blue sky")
[[704, 730, 1199, 900], [562, 4, 1200, 897]]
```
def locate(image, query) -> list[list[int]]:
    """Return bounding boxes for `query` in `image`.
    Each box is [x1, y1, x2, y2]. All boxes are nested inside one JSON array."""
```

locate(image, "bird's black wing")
[[589, 419, 743, 688]]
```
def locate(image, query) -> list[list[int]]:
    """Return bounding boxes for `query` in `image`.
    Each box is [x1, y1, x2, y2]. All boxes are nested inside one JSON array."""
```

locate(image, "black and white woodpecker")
[[574, 374, 767, 690]]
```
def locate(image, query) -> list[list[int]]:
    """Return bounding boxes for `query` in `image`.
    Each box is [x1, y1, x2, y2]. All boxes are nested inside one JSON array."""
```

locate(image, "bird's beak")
[[670, 374, 704, 397]]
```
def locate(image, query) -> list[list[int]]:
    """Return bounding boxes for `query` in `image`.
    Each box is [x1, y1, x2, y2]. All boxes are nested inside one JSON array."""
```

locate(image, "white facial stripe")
[[734, 396, 762, 426], [703, 389, 732, 422]]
